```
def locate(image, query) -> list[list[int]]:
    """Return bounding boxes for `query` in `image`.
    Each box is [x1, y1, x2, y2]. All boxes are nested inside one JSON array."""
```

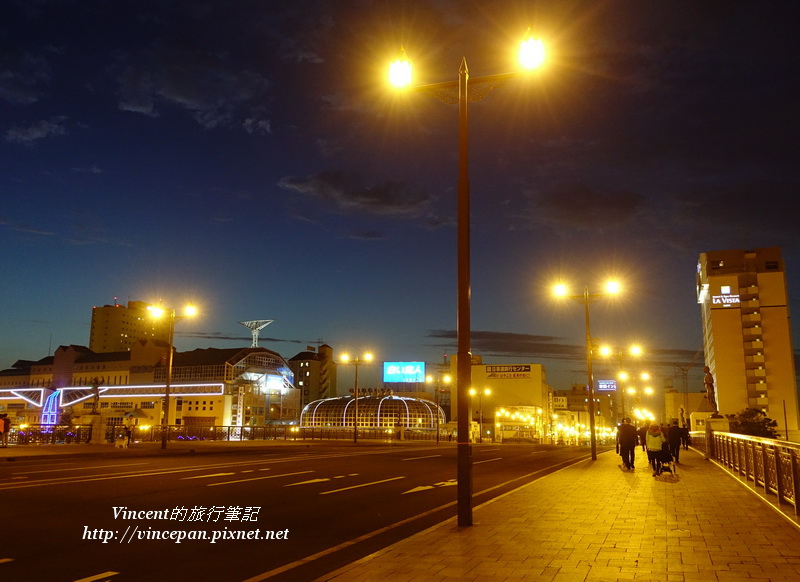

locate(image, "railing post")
[[774, 445, 786, 505], [761, 443, 771, 494], [790, 449, 800, 517]]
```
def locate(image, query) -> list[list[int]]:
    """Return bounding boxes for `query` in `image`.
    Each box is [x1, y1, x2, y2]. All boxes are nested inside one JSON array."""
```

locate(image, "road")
[[0, 442, 595, 581]]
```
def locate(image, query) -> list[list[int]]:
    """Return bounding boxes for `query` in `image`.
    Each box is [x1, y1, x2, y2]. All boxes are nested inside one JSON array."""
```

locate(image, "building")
[[89, 300, 169, 353], [696, 247, 799, 440], [0, 342, 298, 430], [287, 344, 336, 409], [448, 355, 552, 442]]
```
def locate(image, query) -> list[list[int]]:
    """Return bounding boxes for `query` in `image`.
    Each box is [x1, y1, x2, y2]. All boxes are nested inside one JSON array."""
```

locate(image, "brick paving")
[[322, 448, 800, 582]]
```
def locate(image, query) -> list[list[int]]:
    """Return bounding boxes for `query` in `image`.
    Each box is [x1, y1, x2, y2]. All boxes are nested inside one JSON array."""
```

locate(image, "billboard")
[[596, 379, 617, 392], [383, 361, 426, 383]]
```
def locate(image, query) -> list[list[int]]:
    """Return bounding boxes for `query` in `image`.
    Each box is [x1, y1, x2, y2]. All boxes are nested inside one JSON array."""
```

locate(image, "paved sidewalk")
[[323, 448, 800, 582]]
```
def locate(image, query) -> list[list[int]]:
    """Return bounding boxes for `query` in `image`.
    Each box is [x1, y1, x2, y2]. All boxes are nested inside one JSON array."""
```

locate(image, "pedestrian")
[[616, 417, 638, 470], [637, 424, 648, 451], [667, 420, 683, 463], [681, 423, 691, 450], [124, 425, 132, 446], [0, 413, 9, 447], [645, 423, 667, 476]]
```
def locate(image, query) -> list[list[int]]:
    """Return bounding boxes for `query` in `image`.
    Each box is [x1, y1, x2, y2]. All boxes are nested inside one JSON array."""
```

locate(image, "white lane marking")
[[284, 478, 331, 487], [474, 457, 503, 465], [11, 462, 151, 475], [206, 470, 313, 487], [72, 572, 119, 582], [320, 476, 405, 495], [180, 472, 236, 480], [401, 455, 441, 461], [402, 478, 457, 495]]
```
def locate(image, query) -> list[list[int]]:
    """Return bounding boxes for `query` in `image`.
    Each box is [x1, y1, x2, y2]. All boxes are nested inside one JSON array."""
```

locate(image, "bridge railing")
[[6, 424, 441, 445], [693, 430, 800, 518]]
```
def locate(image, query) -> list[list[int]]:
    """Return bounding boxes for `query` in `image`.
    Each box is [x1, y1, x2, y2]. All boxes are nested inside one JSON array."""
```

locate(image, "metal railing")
[[699, 430, 800, 518], [7, 425, 93, 445], [4, 424, 442, 445]]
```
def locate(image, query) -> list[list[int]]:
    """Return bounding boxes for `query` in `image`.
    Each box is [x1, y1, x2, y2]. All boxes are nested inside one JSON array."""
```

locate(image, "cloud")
[[0, 48, 50, 104], [527, 182, 646, 231], [427, 329, 700, 368], [278, 171, 433, 218], [116, 44, 270, 130], [177, 331, 304, 345], [674, 180, 800, 236], [0, 216, 55, 236], [5, 116, 68, 145], [72, 166, 103, 174]]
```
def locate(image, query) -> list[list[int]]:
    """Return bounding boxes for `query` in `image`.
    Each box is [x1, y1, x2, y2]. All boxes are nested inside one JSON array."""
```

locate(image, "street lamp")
[[390, 31, 545, 528], [426, 373, 451, 443], [599, 344, 643, 420], [554, 280, 621, 460], [148, 303, 197, 450], [340, 352, 373, 444], [469, 387, 491, 443]]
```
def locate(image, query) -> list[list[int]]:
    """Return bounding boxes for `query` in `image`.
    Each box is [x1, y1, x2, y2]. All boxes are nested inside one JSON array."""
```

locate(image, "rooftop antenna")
[[239, 320, 273, 348]]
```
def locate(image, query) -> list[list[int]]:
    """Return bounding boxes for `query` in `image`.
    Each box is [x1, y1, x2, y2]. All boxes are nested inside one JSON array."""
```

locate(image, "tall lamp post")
[[469, 387, 491, 443], [389, 32, 545, 528], [148, 303, 197, 450], [340, 352, 373, 444], [554, 281, 621, 460]]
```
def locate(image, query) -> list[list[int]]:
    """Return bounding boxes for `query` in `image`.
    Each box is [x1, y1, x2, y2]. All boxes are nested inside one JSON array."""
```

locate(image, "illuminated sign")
[[383, 361, 426, 383], [712, 295, 740, 306], [596, 379, 617, 392], [486, 365, 531, 379]]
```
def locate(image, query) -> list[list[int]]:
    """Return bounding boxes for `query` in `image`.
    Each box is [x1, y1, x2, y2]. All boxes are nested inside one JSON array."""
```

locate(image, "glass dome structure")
[[300, 395, 445, 429]]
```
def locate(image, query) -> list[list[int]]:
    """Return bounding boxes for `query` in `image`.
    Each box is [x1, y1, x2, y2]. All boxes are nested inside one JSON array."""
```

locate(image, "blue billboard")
[[383, 361, 426, 383], [596, 379, 617, 392]]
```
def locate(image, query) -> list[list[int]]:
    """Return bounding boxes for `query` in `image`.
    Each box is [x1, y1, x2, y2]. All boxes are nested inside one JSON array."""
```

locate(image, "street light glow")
[[519, 36, 545, 70], [605, 280, 621, 294], [388, 49, 412, 88]]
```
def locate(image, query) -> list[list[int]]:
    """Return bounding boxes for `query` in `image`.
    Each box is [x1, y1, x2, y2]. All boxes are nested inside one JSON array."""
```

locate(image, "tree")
[[726, 408, 780, 438]]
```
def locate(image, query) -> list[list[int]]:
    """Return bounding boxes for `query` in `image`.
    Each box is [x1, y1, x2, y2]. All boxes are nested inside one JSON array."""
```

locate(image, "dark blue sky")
[[2, 1, 799, 391]]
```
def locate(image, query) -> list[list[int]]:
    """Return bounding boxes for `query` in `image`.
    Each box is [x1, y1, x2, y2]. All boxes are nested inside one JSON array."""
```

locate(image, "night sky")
[[2, 1, 799, 392]]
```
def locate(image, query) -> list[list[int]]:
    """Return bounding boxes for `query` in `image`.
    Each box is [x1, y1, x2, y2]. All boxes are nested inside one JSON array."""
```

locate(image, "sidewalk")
[[323, 448, 800, 582]]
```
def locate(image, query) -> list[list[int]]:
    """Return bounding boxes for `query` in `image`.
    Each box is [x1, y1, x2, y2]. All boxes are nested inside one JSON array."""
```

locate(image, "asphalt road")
[[0, 442, 594, 581]]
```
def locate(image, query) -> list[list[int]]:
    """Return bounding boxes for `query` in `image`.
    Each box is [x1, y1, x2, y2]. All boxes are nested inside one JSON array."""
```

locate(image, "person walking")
[[616, 417, 638, 470], [0, 413, 9, 447], [667, 420, 683, 463], [645, 423, 667, 476]]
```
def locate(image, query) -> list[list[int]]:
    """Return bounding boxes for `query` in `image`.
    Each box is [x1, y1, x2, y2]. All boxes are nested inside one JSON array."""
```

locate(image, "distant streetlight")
[[148, 303, 198, 450], [599, 344, 643, 420], [469, 387, 491, 443], [340, 352, 373, 443], [426, 373, 451, 443], [553, 281, 621, 460], [390, 31, 546, 529]]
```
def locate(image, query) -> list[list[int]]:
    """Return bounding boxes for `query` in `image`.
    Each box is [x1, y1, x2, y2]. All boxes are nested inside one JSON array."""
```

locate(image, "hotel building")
[[696, 247, 799, 440]]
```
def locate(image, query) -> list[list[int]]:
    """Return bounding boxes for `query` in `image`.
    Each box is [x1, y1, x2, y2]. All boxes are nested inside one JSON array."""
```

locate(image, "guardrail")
[[5, 424, 442, 445], [699, 430, 800, 518]]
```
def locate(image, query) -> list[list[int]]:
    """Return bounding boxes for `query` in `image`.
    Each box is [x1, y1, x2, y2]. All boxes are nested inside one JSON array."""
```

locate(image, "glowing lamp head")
[[605, 280, 621, 295], [388, 49, 412, 88], [553, 283, 568, 297], [519, 36, 545, 70], [184, 304, 198, 317]]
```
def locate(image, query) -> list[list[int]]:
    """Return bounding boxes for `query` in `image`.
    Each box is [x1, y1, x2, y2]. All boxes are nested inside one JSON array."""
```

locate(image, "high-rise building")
[[696, 247, 799, 440], [89, 300, 168, 353]]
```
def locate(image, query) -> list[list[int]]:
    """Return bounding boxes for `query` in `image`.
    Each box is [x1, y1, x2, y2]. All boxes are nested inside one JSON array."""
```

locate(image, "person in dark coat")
[[637, 424, 648, 452], [667, 420, 683, 463], [616, 417, 638, 470]]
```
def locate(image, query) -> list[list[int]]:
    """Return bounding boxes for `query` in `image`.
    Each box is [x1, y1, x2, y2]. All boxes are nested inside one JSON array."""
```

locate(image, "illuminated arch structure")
[[300, 395, 445, 430]]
